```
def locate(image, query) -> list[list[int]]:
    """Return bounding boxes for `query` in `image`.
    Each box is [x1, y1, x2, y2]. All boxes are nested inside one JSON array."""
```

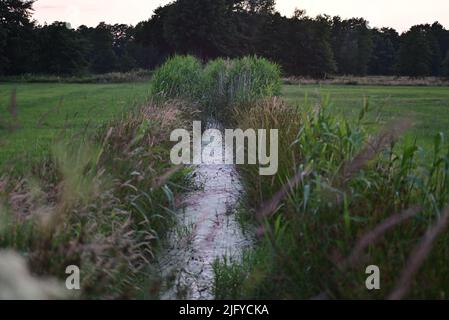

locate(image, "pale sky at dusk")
[[32, 0, 449, 33]]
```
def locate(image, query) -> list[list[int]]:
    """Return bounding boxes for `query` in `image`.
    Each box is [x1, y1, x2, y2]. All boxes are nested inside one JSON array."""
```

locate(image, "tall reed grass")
[[151, 55, 281, 117], [203, 57, 282, 115], [151, 55, 203, 102], [0, 99, 193, 299], [214, 97, 449, 300]]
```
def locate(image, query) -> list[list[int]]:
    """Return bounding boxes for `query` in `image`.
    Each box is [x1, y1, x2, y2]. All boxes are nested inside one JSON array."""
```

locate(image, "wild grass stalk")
[[388, 205, 449, 300], [0, 99, 194, 299], [214, 95, 449, 300]]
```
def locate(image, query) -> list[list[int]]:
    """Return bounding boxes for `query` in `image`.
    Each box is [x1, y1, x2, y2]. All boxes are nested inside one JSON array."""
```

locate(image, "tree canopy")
[[1, 0, 449, 78]]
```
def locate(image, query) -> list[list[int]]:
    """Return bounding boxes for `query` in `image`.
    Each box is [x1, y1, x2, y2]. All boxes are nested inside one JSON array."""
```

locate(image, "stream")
[[159, 119, 253, 300]]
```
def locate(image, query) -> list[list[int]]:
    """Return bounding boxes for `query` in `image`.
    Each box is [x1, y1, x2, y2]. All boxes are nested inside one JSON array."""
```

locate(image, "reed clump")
[[151, 55, 282, 117], [214, 96, 449, 300]]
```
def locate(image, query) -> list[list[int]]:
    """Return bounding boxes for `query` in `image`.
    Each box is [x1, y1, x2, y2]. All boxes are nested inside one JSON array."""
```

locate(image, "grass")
[[213, 95, 449, 300], [151, 55, 204, 102], [1, 62, 449, 300], [0, 82, 151, 171], [283, 84, 449, 148], [151, 55, 282, 117], [0, 98, 194, 299], [0, 78, 197, 298]]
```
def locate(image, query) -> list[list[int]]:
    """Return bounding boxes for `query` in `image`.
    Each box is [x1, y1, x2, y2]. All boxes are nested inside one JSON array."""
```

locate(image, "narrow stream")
[[159, 119, 253, 300]]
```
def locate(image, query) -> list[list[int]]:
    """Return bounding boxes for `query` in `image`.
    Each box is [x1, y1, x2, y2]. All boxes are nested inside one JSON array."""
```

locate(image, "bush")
[[202, 58, 233, 111]]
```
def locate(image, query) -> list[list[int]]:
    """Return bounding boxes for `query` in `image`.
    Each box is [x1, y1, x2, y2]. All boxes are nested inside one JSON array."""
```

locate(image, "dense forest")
[[1, 0, 449, 78]]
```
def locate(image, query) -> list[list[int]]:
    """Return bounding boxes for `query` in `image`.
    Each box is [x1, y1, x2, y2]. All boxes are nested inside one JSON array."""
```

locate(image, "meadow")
[[1, 58, 449, 300], [2, 82, 448, 170], [283, 84, 449, 147], [0, 82, 151, 171]]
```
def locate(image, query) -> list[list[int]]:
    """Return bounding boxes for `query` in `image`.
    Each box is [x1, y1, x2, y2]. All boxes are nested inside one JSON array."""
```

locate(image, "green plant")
[[151, 55, 203, 101], [0, 99, 194, 299], [216, 96, 449, 300], [151, 55, 282, 117]]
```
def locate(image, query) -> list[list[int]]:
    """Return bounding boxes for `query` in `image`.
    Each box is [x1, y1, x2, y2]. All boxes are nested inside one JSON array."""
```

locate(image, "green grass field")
[[283, 85, 449, 147], [1, 62, 449, 299], [1, 82, 448, 171], [0, 82, 151, 170]]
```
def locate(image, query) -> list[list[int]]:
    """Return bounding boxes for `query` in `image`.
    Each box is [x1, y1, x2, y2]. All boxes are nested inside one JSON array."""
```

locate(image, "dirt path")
[[159, 120, 253, 300]]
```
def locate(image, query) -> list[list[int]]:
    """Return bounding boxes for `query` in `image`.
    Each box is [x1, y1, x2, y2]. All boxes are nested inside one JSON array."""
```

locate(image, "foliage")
[[214, 96, 449, 299], [0, 99, 193, 298], [1, 0, 449, 78], [151, 55, 281, 116], [442, 51, 449, 78], [150, 55, 203, 101], [0, 82, 152, 169]]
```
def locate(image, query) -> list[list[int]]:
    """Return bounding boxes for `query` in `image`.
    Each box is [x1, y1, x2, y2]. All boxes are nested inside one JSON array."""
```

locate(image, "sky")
[[32, 0, 449, 33]]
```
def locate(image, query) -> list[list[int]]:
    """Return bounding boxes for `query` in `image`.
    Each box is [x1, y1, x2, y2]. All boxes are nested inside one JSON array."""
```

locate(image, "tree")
[[133, 5, 175, 69], [398, 26, 433, 77], [368, 28, 399, 75], [0, 0, 34, 25], [79, 23, 118, 73], [331, 17, 374, 75], [36, 22, 87, 75], [442, 51, 449, 78], [1, 0, 449, 78], [234, 0, 275, 14], [162, 0, 238, 59], [0, 25, 7, 74], [0, 0, 37, 75], [110, 24, 137, 71]]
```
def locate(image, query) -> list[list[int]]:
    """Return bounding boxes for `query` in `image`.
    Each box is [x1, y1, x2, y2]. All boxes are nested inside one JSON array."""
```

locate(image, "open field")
[[1, 56, 449, 299], [0, 80, 190, 299], [283, 84, 449, 147], [0, 82, 151, 170], [2, 83, 449, 170]]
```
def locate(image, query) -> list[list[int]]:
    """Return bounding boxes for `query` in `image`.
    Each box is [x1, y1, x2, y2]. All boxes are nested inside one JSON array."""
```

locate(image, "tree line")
[[1, 0, 449, 78]]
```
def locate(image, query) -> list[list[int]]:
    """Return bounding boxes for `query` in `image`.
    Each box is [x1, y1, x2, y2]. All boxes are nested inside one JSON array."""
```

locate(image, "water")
[[159, 119, 252, 300]]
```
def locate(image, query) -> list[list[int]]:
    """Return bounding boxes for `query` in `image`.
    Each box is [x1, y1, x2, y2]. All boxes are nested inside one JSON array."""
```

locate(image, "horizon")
[[32, 0, 449, 33]]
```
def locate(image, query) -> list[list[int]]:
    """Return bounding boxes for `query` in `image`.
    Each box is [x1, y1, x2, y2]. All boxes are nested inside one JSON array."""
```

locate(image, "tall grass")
[[151, 55, 203, 102], [214, 97, 449, 300], [151, 55, 282, 117], [203, 56, 282, 115], [0, 99, 193, 299]]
